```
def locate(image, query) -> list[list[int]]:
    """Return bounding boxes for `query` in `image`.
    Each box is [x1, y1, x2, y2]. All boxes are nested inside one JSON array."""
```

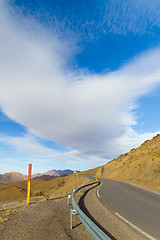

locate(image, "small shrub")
[[57, 179, 65, 189], [152, 158, 154, 161], [44, 195, 49, 200], [157, 151, 160, 157], [138, 163, 141, 166], [34, 191, 43, 196]]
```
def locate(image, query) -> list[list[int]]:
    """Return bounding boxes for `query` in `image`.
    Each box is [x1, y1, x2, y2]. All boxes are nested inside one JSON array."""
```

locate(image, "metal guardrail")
[[70, 181, 112, 240]]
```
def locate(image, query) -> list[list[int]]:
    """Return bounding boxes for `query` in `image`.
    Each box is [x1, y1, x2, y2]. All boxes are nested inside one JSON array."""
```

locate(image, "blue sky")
[[0, 0, 160, 175]]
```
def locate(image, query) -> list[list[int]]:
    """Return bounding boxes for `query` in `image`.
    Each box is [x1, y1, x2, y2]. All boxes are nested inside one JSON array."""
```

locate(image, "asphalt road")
[[98, 179, 160, 240]]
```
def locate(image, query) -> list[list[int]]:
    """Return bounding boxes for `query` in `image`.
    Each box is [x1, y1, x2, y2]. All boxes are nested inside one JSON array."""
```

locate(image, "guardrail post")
[[70, 209, 77, 230], [67, 194, 71, 206]]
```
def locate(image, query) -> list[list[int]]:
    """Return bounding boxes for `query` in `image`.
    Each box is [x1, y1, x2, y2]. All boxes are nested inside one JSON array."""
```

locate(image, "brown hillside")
[[83, 134, 160, 193], [0, 174, 92, 202], [0, 187, 26, 202], [0, 172, 27, 182]]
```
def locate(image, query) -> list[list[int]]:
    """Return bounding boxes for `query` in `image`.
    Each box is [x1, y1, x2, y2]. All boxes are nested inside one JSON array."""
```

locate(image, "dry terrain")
[[82, 134, 160, 193], [0, 175, 95, 239], [0, 181, 148, 240], [0, 174, 92, 203], [0, 196, 94, 240]]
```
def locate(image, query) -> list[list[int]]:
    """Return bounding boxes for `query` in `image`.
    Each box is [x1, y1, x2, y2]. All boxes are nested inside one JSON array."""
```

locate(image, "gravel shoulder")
[[0, 197, 93, 240]]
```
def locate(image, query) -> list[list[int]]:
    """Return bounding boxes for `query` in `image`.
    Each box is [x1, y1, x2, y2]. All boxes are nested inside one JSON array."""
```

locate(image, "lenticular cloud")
[[0, 2, 160, 161]]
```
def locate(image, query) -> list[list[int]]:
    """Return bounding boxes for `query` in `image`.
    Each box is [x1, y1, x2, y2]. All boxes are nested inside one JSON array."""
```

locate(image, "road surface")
[[98, 179, 160, 240]]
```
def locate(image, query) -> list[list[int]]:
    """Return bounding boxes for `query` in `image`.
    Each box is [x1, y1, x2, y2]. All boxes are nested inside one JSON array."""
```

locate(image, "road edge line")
[[96, 182, 103, 198], [115, 212, 157, 240]]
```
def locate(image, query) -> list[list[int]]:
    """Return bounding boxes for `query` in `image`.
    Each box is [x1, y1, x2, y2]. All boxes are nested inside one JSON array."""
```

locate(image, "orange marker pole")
[[27, 164, 32, 204]]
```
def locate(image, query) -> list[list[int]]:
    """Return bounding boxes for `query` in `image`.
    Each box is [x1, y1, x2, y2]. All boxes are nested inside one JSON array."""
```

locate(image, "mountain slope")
[[32, 170, 59, 178], [0, 169, 76, 182], [32, 169, 74, 178], [0, 172, 27, 182], [83, 134, 160, 193], [0, 174, 92, 202]]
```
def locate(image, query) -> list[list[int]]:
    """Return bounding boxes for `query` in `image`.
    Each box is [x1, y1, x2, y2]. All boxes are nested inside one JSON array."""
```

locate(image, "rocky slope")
[[83, 134, 160, 193]]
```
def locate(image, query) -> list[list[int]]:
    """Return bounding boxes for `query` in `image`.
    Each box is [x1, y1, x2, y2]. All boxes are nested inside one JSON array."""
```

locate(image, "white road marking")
[[115, 212, 157, 240], [96, 182, 103, 198], [97, 188, 100, 198]]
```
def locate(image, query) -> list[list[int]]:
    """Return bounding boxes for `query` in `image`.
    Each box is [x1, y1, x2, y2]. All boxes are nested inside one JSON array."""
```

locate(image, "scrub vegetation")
[[0, 174, 92, 203]]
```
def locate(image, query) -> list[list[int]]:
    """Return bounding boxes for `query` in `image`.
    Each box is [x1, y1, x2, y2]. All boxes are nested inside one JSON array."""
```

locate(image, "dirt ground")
[[0, 196, 93, 240]]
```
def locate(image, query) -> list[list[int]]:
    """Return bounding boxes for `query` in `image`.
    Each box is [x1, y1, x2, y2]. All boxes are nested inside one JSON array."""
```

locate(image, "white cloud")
[[107, 129, 160, 158], [0, 133, 107, 171], [0, 134, 61, 158], [0, 2, 160, 168]]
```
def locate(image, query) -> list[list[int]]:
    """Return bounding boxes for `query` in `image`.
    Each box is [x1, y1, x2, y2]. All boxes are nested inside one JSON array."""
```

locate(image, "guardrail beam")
[[70, 181, 112, 240]]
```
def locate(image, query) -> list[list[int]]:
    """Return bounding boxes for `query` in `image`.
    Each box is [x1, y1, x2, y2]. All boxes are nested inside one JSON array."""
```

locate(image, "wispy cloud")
[[0, 134, 62, 158], [101, 0, 160, 35], [0, 1, 160, 169], [0, 133, 107, 171], [7, 0, 160, 43]]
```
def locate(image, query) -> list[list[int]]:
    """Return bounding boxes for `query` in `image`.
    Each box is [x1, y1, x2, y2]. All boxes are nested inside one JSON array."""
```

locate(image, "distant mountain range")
[[0, 169, 78, 182], [32, 169, 75, 178]]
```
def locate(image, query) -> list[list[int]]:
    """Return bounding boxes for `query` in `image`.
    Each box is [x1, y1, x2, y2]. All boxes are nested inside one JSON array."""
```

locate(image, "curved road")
[[98, 179, 160, 240]]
